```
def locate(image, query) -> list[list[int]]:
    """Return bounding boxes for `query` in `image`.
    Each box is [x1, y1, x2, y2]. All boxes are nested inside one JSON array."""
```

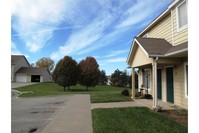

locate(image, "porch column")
[[152, 57, 158, 108], [131, 67, 135, 100]]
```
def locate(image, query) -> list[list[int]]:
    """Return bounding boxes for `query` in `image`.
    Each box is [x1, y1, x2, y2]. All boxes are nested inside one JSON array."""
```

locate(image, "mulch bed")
[[158, 109, 188, 126]]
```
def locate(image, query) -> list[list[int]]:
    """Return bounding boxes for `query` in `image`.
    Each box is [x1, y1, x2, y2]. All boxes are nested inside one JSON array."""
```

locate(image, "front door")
[[157, 69, 162, 100], [166, 67, 174, 103]]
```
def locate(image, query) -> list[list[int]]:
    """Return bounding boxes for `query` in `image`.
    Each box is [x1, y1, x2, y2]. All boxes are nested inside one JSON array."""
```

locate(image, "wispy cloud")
[[11, 41, 21, 55], [99, 57, 126, 63], [105, 50, 128, 58], [11, 41, 30, 58], [105, 57, 126, 63], [12, 0, 171, 61], [12, 0, 77, 52], [12, 25, 83, 37], [51, 9, 115, 60], [116, 0, 170, 29]]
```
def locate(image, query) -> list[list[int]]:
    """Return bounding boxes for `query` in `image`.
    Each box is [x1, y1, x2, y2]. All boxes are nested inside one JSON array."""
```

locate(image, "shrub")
[[144, 94, 153, 99], [121, 89, 129, 96]]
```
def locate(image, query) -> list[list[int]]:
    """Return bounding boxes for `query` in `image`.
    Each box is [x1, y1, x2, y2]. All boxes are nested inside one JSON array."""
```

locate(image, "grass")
[[92, 107, 188, 133], [14, 82, 132, 103]]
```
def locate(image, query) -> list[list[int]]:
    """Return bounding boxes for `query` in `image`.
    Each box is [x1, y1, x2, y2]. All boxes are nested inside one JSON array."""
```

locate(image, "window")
[[184, 62, 188, 98], [177, 0, 188, 31], [142, 69, 151, 89]]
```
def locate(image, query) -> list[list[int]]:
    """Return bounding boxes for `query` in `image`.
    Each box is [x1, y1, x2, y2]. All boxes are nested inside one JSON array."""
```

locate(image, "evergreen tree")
[[99, 70, 107, 85]]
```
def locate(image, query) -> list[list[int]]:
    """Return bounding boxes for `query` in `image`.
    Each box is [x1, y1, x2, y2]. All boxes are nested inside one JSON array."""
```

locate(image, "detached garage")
[[16, 74, 27, 82], [15, 67, 51, 83], [31, 75, 41, 82]]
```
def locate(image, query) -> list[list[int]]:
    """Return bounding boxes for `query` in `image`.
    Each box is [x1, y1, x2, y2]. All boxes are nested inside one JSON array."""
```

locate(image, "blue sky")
[[11, 0, 172, 75]]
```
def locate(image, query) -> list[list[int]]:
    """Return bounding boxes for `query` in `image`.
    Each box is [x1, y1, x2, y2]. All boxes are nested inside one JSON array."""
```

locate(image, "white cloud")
[[105, 50, 128, 58], [12, 0, 171, 60], [11, 41, 29, 58], [51, 52, 59, 60], [99, 57, 126, 63], [12, 0, 76, 53], [51, 12, 115, 60], [116, 0, 170, 29], [105, 57, 126, 63], [11, 41, 21, 55]]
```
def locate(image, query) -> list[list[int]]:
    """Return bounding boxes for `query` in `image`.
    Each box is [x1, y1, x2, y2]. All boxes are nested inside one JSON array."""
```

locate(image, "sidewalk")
[[91, 99, 174, 110], [42, 95, 93, 133]]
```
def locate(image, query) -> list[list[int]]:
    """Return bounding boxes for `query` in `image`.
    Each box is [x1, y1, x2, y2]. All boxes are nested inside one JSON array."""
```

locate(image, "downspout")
[[153, 57, 158, 108]]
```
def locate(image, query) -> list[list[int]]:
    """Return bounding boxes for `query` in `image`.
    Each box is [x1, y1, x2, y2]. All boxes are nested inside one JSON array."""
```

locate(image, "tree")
[[99, 70, 107, 85], [110, 69, 129, 87], [110, 69, 123, 86], [30, 63, 35, 67], [79, 57, 100, 90], [52, 56, 79, 91], [36, 57, 55, 71], [121, 70, 128, 87]]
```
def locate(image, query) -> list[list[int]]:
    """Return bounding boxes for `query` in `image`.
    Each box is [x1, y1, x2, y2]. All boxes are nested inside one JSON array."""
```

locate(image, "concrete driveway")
[[12, 95, 93, 133], [11, 82, 38, 89]]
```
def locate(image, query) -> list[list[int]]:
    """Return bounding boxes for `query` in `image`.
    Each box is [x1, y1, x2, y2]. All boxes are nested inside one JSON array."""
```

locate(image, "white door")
[[16, 74, 27, 82]]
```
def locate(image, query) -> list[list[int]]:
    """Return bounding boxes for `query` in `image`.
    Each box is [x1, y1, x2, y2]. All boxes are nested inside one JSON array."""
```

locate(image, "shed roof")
[[135, 37, 172, 56], [16, 67, 50, 75]]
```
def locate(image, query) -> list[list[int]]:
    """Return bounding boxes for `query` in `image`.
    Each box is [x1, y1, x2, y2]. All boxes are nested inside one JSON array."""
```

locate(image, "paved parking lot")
[[12, 95, 73, 133]]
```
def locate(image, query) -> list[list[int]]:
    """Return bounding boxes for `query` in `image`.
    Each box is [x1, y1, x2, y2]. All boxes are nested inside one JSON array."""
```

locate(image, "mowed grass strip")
[[15, 83, 132, 103], [92, 107, 188, 133]]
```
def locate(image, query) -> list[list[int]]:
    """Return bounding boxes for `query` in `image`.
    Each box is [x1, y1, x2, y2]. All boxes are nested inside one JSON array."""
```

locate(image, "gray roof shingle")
[[11, 55, 30, 66], [135, 37, 188, 57], [15, 67, 49, 74]]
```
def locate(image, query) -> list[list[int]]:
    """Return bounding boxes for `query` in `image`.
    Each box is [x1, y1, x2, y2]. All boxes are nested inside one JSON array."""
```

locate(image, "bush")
[[144, 94, 153, 99], [121, 89, 130, 96]]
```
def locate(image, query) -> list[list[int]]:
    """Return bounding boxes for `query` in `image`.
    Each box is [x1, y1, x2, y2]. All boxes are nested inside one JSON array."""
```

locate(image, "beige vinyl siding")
[[132, 45, 153, 68], [172, 7, 188, 45], [148, 15, 172, 44], [161, 67, 167, 102], [173, 62, 188, 109]]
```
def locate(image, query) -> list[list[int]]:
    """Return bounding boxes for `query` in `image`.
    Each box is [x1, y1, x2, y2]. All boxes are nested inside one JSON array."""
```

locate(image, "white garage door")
[[16, 74, 27, 82]]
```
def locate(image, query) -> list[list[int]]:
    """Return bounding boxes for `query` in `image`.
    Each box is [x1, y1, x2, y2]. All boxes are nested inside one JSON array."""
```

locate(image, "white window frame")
[[184, 62, 188, 98], [176, 0, 188, 32], [142, 68, 151, 90]]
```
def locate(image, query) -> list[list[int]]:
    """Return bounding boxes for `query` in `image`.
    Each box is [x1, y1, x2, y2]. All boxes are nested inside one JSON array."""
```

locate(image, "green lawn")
[[14, 82, 132, 103], [92, 107, 188, 133]]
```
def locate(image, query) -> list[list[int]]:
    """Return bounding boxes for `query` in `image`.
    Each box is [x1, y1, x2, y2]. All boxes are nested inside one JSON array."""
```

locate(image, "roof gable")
[[11, 55, 30, 66], [127, 37, 188, 65], [137, 0, 182, 37], [135, 37, 173, 56]]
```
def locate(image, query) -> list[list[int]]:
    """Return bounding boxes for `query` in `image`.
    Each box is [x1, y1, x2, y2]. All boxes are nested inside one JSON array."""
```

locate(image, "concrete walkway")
[[91, 99, 174, 110], [42, 95, 93, 133]]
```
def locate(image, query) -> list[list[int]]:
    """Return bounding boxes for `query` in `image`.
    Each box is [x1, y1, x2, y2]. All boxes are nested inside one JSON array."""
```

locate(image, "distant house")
[[127, 0, 188, 109], [11, 55, 52, 82]]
